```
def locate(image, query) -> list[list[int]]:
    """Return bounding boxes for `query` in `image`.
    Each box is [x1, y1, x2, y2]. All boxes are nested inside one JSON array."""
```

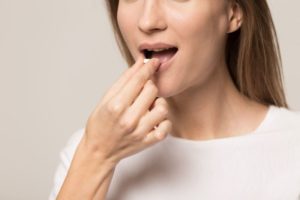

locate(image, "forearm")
[[93, 168, 115, 199], [56, 137, 117, 200]]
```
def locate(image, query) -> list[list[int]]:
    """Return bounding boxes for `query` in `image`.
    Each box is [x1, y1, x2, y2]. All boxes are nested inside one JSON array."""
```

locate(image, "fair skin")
[[57, 0, 268, 199], [118, 0, 268, 140]]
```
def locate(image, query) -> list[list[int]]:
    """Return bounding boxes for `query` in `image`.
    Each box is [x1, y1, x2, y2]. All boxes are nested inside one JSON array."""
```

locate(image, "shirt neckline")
[[165, 105, 278, 146]]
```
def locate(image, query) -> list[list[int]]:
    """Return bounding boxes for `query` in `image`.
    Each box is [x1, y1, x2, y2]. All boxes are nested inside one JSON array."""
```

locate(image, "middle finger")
[[114, 58, 161, 108]]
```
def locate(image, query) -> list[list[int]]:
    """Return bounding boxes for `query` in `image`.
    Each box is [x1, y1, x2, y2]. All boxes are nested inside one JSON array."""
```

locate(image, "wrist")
[[74, 135, 117, 169], [58, 137, 117, 199]]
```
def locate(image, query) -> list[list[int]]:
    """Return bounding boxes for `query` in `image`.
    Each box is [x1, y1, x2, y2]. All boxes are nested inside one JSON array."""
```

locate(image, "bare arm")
[[56, 57, 172, 199], [93, 168, 115, 200], [56, 136, 116, 200]]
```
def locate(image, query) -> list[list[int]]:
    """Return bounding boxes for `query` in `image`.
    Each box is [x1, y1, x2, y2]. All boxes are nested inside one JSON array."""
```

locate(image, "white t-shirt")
[[48, 105, 300, 200]]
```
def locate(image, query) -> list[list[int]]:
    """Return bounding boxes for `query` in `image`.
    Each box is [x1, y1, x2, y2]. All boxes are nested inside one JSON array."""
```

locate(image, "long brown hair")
[[105, 0, 288, 108]]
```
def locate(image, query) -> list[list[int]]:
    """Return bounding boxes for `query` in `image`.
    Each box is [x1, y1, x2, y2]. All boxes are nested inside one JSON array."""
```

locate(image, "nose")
[[138, 1, 167, 34]]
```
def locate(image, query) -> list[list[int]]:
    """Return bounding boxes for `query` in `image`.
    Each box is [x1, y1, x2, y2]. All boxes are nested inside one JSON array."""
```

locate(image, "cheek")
[[164, 10, 229, 93], [117, 9, 137, 54], [117, 10, 130, 40], [177, 11, 228, 46], [175, 7, 229, 66]]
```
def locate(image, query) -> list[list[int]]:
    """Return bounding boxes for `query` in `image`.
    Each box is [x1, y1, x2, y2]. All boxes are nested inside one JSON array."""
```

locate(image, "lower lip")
[[156, 51, 178, 73]]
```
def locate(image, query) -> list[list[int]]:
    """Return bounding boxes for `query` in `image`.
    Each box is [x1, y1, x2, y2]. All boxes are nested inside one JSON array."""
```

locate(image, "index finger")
[[114, 58, 161, 108], [101, 55, 144, 104]]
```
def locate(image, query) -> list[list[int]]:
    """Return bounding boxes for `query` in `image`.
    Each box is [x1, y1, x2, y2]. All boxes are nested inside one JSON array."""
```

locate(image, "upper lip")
[[138, 42, 178, 52]]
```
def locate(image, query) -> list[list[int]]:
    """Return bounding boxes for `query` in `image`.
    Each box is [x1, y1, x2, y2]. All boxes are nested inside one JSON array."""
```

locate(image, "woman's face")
[[117, 0, 237, 98]]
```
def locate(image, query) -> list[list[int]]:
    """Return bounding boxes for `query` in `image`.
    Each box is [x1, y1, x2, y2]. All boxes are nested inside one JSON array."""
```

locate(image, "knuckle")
[[106, 100, 123, 115], [157, 97, 167, 105], [156, 98, 169, 109], [118, 117, 136, 132], [165, 120, 172, 128], [167, 121, 173, 131], [137, 73, 148, 85], [148, 83, 158, 94], [131, 128, 144, 139], [156, 132, 167, 140], [156, 105, 168, 116]]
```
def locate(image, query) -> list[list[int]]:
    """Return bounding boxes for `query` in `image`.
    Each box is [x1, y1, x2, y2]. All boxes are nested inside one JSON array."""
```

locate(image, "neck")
[[165, 64, 268, 141]]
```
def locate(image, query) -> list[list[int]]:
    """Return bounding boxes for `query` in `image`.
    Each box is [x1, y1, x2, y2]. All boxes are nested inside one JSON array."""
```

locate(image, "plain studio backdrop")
[[0, 0, 299, 199]]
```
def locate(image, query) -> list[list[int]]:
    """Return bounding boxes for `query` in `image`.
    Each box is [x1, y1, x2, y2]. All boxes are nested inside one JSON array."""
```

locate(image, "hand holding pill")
[[81, 55, 172, 165]]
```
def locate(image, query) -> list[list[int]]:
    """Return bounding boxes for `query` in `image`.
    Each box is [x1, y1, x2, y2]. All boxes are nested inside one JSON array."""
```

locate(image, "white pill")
[[143, 58, 150, 64]]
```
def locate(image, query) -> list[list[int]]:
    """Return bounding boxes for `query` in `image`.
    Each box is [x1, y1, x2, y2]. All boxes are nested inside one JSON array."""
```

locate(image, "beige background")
[[0, 0, 299, 199]]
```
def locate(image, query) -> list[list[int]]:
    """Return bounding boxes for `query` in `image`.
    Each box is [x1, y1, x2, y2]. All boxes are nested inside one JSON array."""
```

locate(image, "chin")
[[155, 81, 184, 99], [152, 80, 172, 98]]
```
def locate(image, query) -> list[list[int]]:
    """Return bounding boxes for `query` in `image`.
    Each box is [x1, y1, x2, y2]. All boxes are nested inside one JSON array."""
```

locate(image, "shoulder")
[[273, 106, 300, 130], [265, 106, 300, 144]]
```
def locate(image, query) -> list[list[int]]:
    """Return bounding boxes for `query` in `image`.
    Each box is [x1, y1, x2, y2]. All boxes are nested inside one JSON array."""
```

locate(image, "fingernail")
[[152, 58, 160, 66]]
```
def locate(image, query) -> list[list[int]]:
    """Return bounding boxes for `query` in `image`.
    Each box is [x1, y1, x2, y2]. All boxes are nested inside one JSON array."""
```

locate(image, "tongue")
[[152, 48, 177, 63]]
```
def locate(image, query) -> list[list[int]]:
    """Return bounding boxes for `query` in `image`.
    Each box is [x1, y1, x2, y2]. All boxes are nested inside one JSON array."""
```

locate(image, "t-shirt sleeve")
[[48, 128, 85, 200]]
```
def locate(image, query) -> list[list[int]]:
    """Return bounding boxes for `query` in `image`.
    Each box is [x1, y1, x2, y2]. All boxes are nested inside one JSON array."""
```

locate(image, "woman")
[[49, 0, 300, 199]]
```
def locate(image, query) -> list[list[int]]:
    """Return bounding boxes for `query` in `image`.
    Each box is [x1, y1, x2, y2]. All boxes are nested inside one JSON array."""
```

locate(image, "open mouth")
[[143, 47, 178, 63]]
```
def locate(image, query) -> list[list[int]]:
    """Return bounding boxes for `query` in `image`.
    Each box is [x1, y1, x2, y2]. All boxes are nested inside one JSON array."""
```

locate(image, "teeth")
[[153, 48, 168, 52], [148, 48, 172, 52]]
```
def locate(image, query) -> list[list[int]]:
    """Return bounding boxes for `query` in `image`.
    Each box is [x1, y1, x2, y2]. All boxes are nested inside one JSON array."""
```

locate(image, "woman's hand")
[[56, 56, 172, 200], [83, 55, 172, 165]]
